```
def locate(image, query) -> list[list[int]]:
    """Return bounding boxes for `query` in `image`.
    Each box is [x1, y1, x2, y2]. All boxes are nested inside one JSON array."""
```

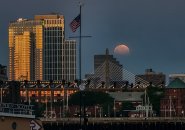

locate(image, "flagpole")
[[69, 3, 92, 129], [79, 3, 82, 130], [79, 4, 82, 81]]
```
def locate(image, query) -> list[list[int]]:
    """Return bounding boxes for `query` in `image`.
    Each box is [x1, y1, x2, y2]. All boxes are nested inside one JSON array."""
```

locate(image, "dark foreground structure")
[[43, 122, 185, 130], [42, 118, 185, 130]]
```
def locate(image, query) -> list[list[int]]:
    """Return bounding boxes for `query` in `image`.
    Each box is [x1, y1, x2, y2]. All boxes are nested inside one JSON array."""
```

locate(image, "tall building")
[[9, 14, 76, 81], [94, 48, 123, 82], [135, 69, 165, 86], [85, 48, 123, 88]]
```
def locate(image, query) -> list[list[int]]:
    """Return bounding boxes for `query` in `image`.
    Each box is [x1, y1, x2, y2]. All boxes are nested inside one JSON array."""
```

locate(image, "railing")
[[40, 117, 185, 123], [0, 102, 35, 118]]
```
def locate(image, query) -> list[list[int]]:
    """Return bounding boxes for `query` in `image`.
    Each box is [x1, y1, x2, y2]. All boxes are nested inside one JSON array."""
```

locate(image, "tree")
[[120, 101, 135, 117], [69, 91, 114, 106], [69, 91, 114, 117], [31, 101, 45, 117]]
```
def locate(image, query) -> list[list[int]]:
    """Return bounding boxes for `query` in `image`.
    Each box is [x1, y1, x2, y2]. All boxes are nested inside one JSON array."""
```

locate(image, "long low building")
[[0, 80, 145, 104]]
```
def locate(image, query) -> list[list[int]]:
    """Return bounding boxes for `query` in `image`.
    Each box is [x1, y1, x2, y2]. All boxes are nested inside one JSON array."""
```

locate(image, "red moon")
[[114, 44, 129, 55]]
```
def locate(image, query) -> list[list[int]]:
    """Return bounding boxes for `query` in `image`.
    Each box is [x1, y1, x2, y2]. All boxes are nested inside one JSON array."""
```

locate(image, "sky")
[[1, 0, 185, 81]]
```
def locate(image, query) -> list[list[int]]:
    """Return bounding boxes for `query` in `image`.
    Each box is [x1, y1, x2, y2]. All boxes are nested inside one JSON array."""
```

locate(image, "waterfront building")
[[108, 91, 144, 106], [8, 14, 76, 81], [135, 69, 165, 86], [160, 78, 185, 117], [0, 80, 147, 117], [1, 81, 145, 104], [0, 64, 8, 81], [108, 91, 144, 117], [169, 74, 185, 83]]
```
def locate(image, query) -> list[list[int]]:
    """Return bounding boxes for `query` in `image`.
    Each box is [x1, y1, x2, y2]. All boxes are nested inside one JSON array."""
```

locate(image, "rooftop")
[[108, 91, 144, 102], [167, 78, 185, 89]]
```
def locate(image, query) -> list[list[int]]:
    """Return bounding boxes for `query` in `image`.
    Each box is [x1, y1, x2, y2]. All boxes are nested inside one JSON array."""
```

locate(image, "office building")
[[94, 48, 123, 81], [86, 49, 123, 88], [135, 69, 165, 86], [9, 14, 76, 81]]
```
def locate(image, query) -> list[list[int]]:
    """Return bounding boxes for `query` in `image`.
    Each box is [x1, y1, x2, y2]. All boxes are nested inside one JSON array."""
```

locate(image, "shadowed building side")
[[0, 64, 8, 81]]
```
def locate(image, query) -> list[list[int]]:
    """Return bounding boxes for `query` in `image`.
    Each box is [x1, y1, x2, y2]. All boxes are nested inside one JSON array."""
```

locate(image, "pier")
[[42, 117, 185, 130]]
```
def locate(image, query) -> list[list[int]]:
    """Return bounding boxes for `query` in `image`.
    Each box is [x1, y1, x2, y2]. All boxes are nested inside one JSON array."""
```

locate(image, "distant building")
[[9, 14, 76, 81], [86, 48, 123, 88], [160, 78, 185, 117], [108, 91, 147, 117], [169, 74, 185, 83], [135, 69, 165, 86], [94, 48, 123, 82], [0, 64, 8, 81], [108, 91, 144, 105]]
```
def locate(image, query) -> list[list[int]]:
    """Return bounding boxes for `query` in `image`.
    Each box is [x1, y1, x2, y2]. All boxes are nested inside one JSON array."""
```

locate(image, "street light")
[[79, 83, 85, 130], [182, 110, 184, 117]]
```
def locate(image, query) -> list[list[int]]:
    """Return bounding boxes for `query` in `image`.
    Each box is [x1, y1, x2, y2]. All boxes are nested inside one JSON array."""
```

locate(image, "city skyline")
[[1, 0, 185, 79], [9, 14, 76, 81]]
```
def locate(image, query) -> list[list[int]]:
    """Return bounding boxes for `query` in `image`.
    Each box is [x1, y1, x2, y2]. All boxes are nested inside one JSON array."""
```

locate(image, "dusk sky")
[[1, 0, 185, 80]]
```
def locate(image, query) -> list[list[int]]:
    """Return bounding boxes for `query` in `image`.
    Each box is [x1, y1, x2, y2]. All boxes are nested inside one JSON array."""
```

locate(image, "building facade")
[[9, 14, 76, 81], [135, 69, 165, 86], [160, 78, 185, 117], [94, 48, 123, 79], [86, 49, 123, 88], [0, 80, 145, 118], [169, 74, 185, 83]]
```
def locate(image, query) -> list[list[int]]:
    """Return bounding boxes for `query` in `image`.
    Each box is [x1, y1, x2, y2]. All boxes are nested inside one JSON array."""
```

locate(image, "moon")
[[114, 44, 130, 55]]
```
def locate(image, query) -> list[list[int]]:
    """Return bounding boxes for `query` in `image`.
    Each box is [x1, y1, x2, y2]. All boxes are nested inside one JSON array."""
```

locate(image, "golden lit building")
[[14, 32, 31, 80], [9, 14, 76, 81]]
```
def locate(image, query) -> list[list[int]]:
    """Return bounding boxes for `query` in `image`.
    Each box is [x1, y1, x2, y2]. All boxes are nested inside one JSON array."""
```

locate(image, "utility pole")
[[105, 48, 110, 88], [113, 99, 116, 117], [170, 96, 172, 117]]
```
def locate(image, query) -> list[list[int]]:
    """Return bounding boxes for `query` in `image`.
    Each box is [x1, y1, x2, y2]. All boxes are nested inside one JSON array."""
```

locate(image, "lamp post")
[[45, 94, 48, 120], [1, 87, 3, 103], [182, 110, 184, 117], [79, 83, 85, 130]]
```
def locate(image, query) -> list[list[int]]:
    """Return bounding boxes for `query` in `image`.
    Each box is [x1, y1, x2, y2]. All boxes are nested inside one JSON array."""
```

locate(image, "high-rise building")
[[85, 48, 123, 88], [9, 14, 76, 81], [94, 48, 123, 82]]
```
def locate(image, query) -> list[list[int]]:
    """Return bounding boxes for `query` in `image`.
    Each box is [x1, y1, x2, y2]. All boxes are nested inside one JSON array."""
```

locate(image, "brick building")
[[160, 78, 185, 117]]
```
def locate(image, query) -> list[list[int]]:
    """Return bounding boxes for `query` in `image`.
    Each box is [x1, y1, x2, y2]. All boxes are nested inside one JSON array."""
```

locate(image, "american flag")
[[70, 14, 81, 32]]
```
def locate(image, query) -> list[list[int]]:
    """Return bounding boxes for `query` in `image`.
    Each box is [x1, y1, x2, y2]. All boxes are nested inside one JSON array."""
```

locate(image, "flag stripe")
[[70, 14, 81, 32]]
